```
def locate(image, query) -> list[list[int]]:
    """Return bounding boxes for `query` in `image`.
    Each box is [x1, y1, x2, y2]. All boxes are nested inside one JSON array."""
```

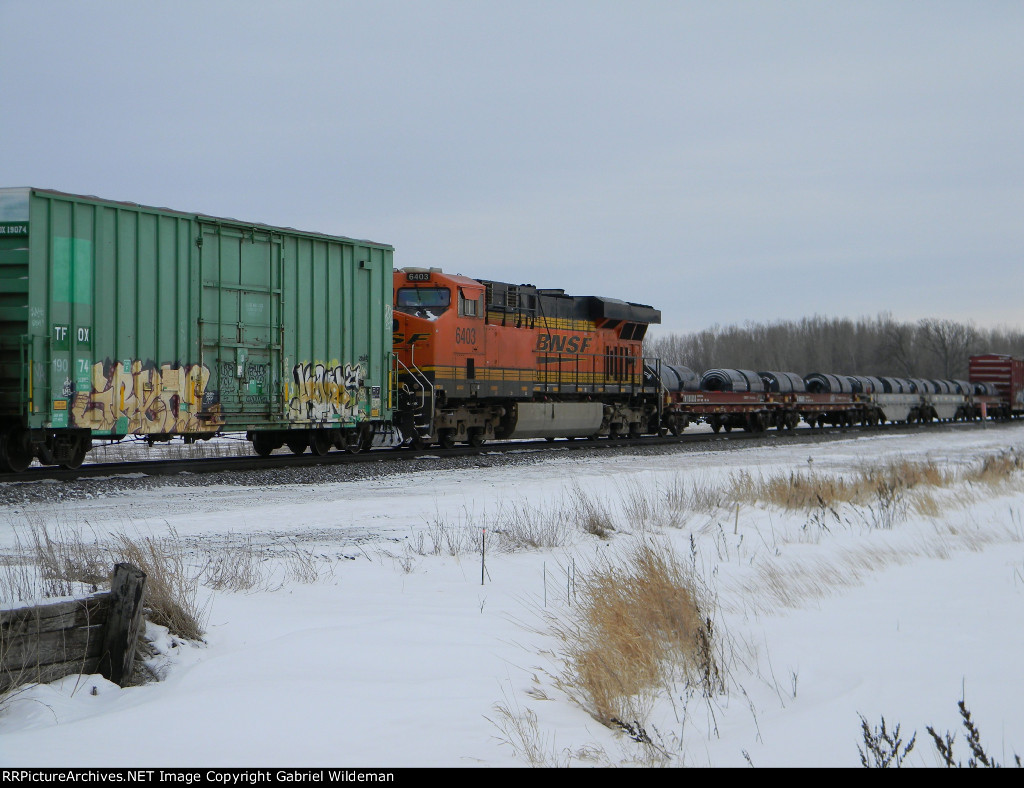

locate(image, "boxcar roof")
[[11, 187, 394, 250]]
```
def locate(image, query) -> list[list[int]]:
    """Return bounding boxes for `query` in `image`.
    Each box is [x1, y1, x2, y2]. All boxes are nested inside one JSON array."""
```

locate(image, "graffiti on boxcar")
[[286, 361, 364, 423], [216, 362, 270, 397], [69, 359, 224, 434]]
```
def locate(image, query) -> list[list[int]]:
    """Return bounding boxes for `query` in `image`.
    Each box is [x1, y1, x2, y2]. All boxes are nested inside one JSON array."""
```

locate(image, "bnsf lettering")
[[393, 332, 431, 346], [536, 334, 593, 353], [455, 327, 477, 345]]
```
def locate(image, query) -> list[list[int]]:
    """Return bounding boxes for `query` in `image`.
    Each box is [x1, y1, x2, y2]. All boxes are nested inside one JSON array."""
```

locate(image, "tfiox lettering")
[[536, 334, 592, 353]]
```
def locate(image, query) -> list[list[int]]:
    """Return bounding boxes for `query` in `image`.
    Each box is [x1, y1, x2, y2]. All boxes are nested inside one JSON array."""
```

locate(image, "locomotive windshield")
[[396, 287, 451, 317]]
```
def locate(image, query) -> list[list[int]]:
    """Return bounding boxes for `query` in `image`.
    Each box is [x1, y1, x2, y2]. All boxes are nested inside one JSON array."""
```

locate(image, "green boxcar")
[[0, 187, 393, 470]]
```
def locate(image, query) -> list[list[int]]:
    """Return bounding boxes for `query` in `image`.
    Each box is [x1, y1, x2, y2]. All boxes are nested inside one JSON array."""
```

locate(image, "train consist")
[[0, 187, 1021, 472]]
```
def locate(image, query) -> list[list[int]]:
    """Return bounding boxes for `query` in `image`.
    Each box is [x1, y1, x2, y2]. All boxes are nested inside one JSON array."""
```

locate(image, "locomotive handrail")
[[395, 351, 434, 435]]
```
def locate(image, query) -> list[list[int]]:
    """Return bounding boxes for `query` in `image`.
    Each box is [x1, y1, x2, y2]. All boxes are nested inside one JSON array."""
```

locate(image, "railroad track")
[[1, 419, 1017, 486]]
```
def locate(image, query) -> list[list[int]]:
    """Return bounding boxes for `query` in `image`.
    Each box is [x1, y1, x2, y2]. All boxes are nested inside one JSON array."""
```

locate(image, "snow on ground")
[[1, 424, 1023, 767]]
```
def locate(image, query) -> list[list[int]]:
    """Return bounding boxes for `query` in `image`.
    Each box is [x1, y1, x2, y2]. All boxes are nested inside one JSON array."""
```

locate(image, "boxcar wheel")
[[309, 430, 333, 456], [0, 428, 33, 473], [59, 439, 87, 471], [286, 435, 308, 455], [252, 432, 279, 457]]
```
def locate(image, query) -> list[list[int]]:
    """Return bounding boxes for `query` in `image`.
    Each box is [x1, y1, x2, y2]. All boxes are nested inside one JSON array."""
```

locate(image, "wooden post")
[[98, 563, 147, 687]]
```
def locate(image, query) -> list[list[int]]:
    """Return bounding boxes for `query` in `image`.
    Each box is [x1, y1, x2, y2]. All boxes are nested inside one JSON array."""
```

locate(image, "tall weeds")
[[548, 540, 721, 725], [726, 450, 1024, 528], [111, 531, 206, 642]]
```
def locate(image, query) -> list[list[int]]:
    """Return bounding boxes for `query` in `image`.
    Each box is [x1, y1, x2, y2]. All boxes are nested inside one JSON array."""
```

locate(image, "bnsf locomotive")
[[0, 188, 1020, 473], [391, 267, 661, 448]]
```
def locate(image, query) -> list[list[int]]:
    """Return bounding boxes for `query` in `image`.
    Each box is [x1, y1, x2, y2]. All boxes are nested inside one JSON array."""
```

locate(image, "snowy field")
[[1, 424, 1023, 767]]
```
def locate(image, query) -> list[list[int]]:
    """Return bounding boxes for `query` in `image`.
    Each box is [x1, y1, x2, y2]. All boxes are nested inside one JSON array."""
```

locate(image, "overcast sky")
[[2, 1, 1022, 335]]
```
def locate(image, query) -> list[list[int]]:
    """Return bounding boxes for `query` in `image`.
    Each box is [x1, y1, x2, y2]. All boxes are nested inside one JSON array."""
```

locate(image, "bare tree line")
[[644, 314, 1024, 380]]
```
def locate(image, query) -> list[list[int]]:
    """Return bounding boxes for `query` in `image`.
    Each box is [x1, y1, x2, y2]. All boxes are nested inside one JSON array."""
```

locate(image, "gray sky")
[[3, 1, 1022, 335]]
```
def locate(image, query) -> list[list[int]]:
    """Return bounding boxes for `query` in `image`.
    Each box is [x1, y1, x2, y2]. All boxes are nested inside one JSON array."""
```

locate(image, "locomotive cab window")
[[396, 287, 451, 317], [458, 288, 484, 318]]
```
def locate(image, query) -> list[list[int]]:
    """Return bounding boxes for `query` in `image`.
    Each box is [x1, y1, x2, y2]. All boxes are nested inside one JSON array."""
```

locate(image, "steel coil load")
[[700, 369, 765, 392], [879, 377, 909, 393], [845, 376, 878, 394], [758, 371, 805, 393], [803, 372, 853, 394], [659, 364, 700, 392], [974, 381, 999, 396]]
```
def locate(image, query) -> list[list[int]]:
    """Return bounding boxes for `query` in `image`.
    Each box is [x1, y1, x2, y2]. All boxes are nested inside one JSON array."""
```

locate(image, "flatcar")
[[0, 188, 393, 472], [658, 363, 1017, 433]]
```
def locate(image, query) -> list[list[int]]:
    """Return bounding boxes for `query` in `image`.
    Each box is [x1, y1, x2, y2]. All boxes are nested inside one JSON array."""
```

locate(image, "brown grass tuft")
[[550, 540, 721, 725], [569, 484, 616, 539], [109, 531, 206, 641]]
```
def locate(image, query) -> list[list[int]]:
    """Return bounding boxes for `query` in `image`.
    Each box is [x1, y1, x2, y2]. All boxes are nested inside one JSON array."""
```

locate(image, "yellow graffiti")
[[70, 360, 224, 434], [286, 361, 364, 423]]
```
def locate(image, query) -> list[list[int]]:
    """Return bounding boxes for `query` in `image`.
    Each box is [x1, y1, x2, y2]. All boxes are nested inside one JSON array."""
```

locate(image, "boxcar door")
[[198, 223, 283, 426]]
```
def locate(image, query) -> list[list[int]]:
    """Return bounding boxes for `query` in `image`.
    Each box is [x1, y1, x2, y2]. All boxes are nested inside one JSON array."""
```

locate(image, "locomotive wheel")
[[286, 435, 308, 455], [59, 438, 87, 471], [438, 429, 456, 450], [668, 421, 681, 437], [410, 433, 430, 450], [309, 430, 333, 456], [467, 428, 486, 448], [0, 428, 33, 473]]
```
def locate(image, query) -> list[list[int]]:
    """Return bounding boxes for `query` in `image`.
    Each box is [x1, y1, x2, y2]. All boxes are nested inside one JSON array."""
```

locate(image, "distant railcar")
[[969, 354, 1024, 418]]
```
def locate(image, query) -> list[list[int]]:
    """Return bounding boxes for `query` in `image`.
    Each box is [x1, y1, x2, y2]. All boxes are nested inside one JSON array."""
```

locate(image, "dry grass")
[[733, 515, 1024, 615], [200, 535, 272, 592], [110, 530, 206, 642], [664, 474, 723, 515], [413, 494, 595, 559], [487, 697, 567, 767], [490, 500, 573, 551], [0, 523, 207, 642], [549, 539, 721, 726], [569, 484, 616, 539], [0, 522, 107, 603], [724, 450, 1024, 529]]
